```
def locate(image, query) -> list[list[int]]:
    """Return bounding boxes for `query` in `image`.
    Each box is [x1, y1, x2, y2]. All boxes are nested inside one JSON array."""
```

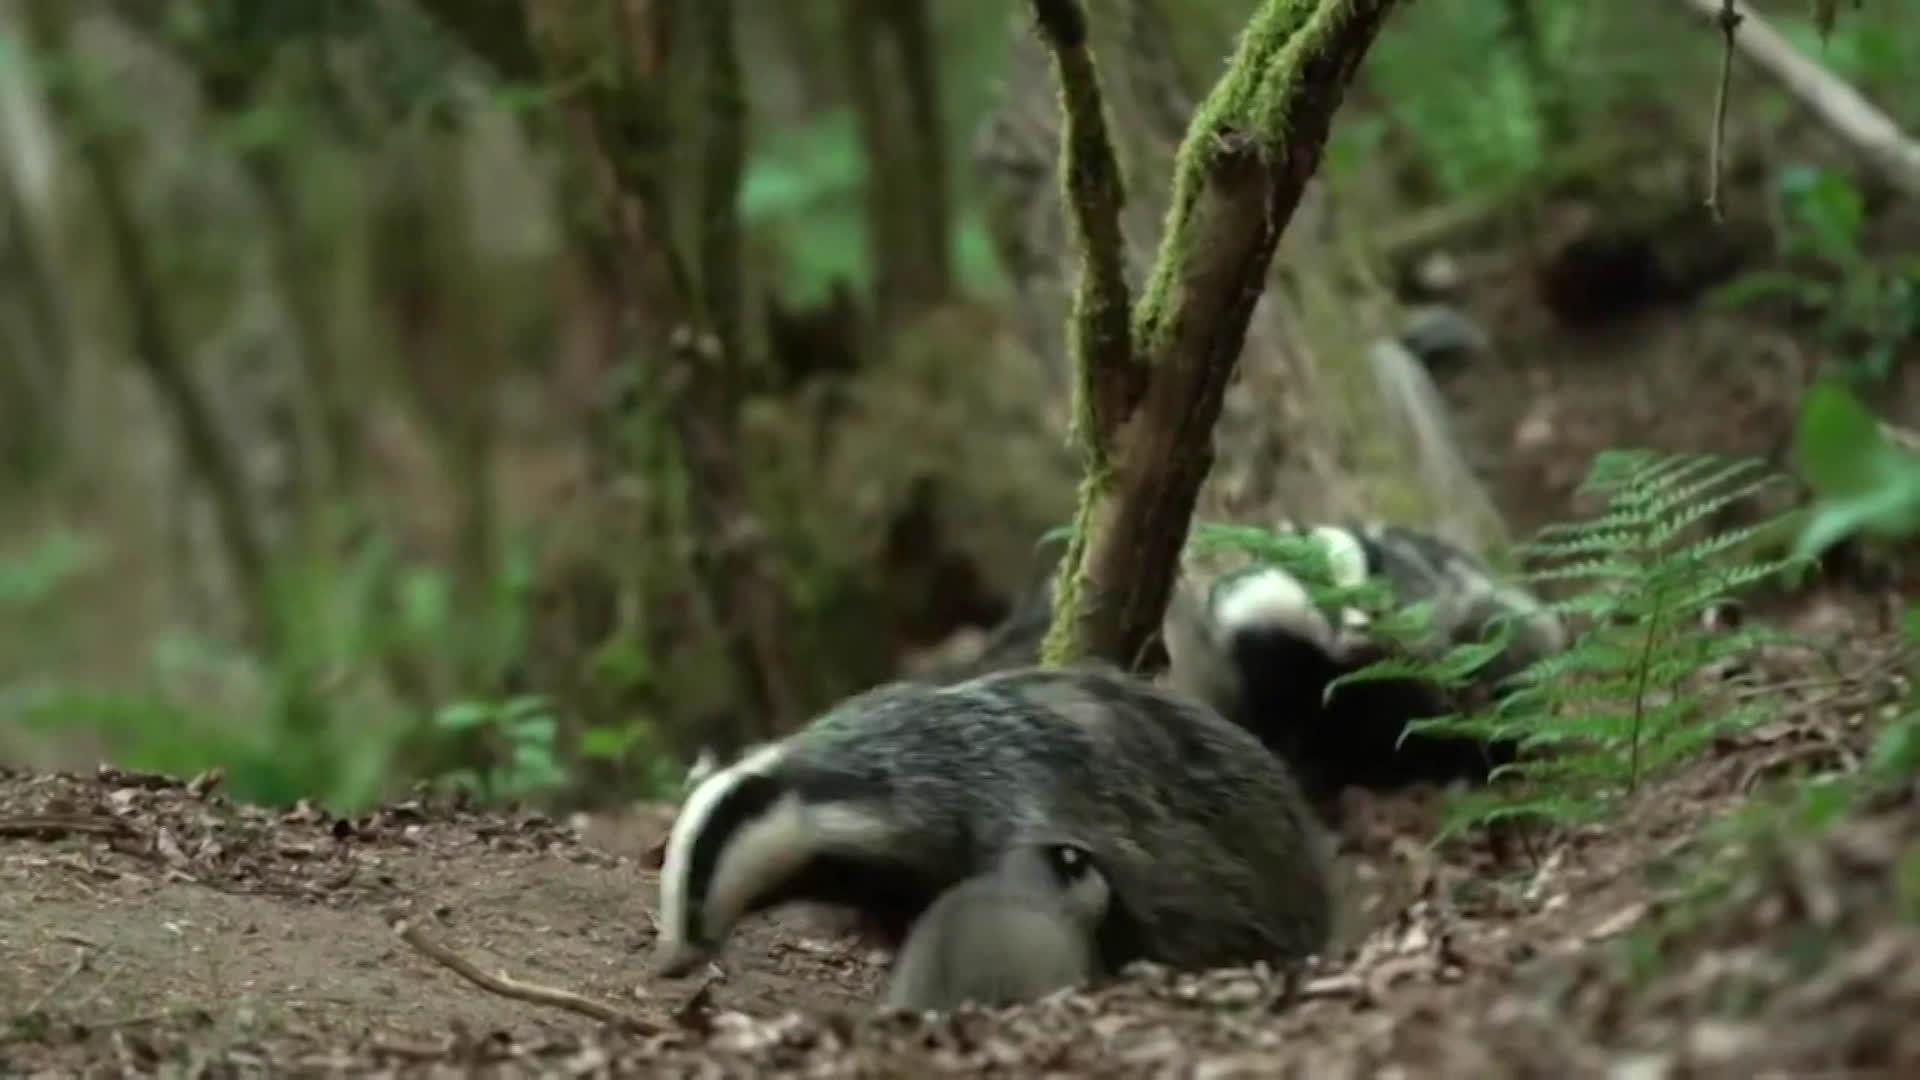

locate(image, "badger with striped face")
[[1162, 521, 1567, 810], [653, 665, 1331, 980]]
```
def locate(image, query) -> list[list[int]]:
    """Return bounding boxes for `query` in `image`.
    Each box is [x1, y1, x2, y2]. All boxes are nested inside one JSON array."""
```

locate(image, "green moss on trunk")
[[1041, 0, 1402, 668]]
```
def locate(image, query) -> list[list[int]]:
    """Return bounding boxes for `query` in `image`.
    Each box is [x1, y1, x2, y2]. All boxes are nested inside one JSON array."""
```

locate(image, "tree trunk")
[[24, 0, 276, 649], [983, 0, 1512, 615], [0, 128, 70, 482], [525, 0, 808, 746], [1013, 0, 1413, 669], [841, 0, 953, 328]]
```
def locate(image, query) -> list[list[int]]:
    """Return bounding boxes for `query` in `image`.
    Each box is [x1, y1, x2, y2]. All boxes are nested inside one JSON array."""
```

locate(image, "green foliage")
[[1339, 452, 1804, 841], [1338, 0, 1595, 198], [1792, 379, 1920, 556], [1791, 377, 1920, 799], [0, 529, 103, 611], [1613, 382, 1920, 975], [1, 521, 556, 812], [1188, 522, 1396, 621], [1712, 167, 1920, 387], [430, 693, 567, 802], [1782, 4, 1920, 124], [740, 109, 870, 305], [738, 108, 1008, 306]]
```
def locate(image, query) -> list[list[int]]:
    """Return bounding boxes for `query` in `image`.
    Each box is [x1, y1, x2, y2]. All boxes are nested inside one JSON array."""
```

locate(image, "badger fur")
[[1163, 520, 1567, 809], [654, 664, 1332, 979], [883, 841, 1109, 1012]]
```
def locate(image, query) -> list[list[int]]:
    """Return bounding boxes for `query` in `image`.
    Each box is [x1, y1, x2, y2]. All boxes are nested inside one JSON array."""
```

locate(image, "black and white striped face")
[[1195, 524, 1377, 656], [653, 743, 905, 977]]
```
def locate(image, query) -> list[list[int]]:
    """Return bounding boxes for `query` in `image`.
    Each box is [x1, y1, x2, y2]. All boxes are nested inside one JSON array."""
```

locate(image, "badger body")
[[654, 665, 1332, 979], [1164, 521, 1567, 809], [883, 842, 1109, 1012]]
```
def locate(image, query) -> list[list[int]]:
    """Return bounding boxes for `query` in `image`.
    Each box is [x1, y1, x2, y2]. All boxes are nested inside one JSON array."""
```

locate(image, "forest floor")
[[7, 97, 1920, 1078], [3, 582, 1917, 1077]]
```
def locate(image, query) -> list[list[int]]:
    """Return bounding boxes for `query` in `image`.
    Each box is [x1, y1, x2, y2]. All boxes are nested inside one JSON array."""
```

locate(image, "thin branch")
[[1677, 0, 1920, 200], [1706, 0, 1742, 221], [396, 920, 660, 1035], [0, 815, 137, 839], [1029, 0, 1141, 459]]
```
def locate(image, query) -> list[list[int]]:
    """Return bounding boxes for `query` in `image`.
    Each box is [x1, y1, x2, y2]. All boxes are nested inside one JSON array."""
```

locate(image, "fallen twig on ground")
[[0, 816, 138, 840], [394, 919, 660, 1036]]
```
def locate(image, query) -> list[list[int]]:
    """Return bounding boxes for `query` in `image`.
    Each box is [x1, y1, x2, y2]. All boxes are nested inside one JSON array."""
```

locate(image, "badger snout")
[[651, 938, 711, 978]]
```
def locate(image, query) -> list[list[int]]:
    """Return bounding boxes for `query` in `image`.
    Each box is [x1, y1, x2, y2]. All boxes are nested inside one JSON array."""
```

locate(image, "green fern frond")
[[1392, 449, 1807, 845], [1191, 452, 1804, 850]]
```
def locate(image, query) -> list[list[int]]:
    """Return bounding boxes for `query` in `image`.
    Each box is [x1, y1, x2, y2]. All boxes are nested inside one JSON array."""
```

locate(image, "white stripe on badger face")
[[700, 797, 901, 952], [1311, 526, 1376, 645], [1212, 566, 1335, 651], [657, 742, 787, 958], [1309, 526, 1370, 590]]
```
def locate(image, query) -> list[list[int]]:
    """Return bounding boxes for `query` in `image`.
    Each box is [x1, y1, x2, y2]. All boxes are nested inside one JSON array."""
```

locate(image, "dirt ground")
[[8, 79, 1920, 1079], [3, 579, 1916, 1076]]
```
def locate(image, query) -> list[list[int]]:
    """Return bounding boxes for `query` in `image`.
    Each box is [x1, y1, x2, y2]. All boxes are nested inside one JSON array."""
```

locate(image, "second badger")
[[883, 840, 1110, 1011], [654, 665, 1332, 979]]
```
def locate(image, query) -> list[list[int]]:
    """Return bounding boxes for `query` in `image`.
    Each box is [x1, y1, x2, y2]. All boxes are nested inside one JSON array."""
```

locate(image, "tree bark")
[[415, 0, 544, 84], [524, 0, 807, 743], [107, 0, 365, 514], [0, 121, 71, 481], [1035, 0, 1404, 669], [841, 0, 953, 327], [24, 0, 276, 648]]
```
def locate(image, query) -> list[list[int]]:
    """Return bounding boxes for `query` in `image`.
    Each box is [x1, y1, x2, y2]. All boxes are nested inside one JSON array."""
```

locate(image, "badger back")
[[655, 665, 1333, 977], [979, 666, 1335, 970]]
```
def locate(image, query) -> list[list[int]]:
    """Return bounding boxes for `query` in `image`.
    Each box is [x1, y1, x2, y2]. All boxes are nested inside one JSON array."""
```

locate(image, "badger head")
[[652, 742, 946, 977]]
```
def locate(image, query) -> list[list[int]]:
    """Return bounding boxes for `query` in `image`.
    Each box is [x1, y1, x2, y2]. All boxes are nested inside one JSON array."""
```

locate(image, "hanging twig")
[[1706, 0, 1743, 221], [1678, 0, 1920, 200]]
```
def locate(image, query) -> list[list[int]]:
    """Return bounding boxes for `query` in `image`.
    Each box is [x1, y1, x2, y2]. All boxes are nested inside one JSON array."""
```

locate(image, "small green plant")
[[0, 529, 104, 611], [1358, 452, 1803, 839], [1606, 382, 1920, 979], [1713, 166, 1920, 387], [1791, 378, 1920, 800], [430, 694, 570, 802]]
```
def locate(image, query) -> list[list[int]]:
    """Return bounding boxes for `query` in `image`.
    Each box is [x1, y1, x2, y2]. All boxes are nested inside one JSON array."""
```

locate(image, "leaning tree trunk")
[[980, 0, 1509, 669]]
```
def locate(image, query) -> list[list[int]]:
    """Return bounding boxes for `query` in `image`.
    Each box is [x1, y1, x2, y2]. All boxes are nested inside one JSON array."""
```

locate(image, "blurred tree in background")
[[0, 0, 1912, 811]]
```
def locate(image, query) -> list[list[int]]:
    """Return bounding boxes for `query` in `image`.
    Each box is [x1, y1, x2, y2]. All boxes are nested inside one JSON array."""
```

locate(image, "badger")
[[653, 664, 1332, 979], [1163, 520, 1567, 809], [882, 840, 1109, 1012]]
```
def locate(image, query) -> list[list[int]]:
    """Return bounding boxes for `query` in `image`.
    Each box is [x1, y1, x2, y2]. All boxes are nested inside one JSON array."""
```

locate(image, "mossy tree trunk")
[[522, 0, 808, 746], [1029, 0, 1404, 669], [842, 0, 953, 329]]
